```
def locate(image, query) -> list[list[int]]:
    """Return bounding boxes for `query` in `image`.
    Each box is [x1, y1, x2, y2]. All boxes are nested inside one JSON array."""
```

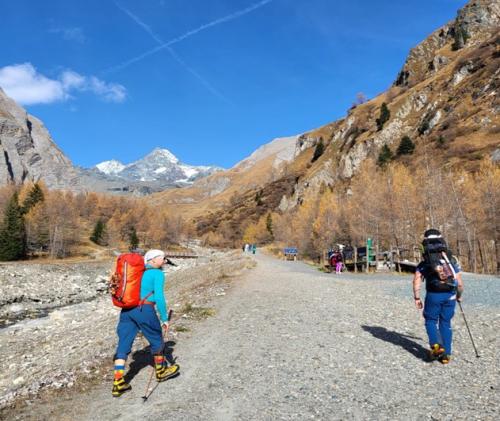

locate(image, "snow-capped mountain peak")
[[95, 159, 125, 175], [145, 148, 179, 164], [94, 147, 222, 187]]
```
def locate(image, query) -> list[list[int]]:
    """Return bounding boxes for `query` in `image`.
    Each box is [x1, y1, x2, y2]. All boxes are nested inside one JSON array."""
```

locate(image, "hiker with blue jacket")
[[112, 249, 179, 397], [412, 229, 464, 364]]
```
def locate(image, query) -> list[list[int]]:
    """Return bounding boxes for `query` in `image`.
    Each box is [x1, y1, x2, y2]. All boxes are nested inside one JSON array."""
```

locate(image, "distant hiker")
[[252, 244, 256, 254], [335, 253, 343, 274], [111, 249, 179, 397], [412, 229, 464, 364]]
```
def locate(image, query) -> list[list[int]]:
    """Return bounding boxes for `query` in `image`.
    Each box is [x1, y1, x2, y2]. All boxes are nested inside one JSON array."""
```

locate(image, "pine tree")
[[311, 139, 325, 163], [128, 226, 139, 251], [377, 145, 394, 167], [396, 136, 415, 156], [21, 183, 44, 215], [0, 192, 26, 261], [376, 103, 391, 131], [452, 26, 469, 51], [266, 213, 274, 239], [90, 219, 107, 245], [255, 190, 263, 206]]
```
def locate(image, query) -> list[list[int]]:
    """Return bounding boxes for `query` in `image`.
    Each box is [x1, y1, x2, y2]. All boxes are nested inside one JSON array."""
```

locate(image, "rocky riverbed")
[[0, 247, 254, 410], [0, 261, 110, 328]]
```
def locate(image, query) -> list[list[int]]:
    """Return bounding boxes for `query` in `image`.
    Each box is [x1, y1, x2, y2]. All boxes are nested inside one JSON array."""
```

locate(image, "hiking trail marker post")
[[366, 238, 372, 273], [284, 247, 298, 261]]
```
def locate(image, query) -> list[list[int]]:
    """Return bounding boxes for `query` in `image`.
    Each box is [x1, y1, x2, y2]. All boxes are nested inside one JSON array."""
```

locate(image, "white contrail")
[[107, 0, 273, 74], [114, 1, 233, 103], [114, 2, 163, 44]]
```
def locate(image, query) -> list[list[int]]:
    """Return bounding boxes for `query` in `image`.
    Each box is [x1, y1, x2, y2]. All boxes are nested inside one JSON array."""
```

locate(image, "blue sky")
[[0, 0, 467, 168]]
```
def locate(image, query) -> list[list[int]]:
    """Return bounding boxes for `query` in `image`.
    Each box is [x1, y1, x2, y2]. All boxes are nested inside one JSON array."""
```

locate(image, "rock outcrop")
[[394, 0, 500, 88], [0, 88, 81, 189]]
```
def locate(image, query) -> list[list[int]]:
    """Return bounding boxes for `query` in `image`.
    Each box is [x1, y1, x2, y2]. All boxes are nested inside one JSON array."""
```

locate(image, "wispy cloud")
[[0, 63, 126, 105], [114, 1, 231, 103], [49, 26, 86, 43], [108, 0, 273, 73]]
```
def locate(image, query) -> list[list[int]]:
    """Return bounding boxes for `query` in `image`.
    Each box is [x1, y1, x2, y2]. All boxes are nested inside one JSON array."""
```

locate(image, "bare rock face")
[[0, 88, 81, 189], [394, 0, 500, 88]]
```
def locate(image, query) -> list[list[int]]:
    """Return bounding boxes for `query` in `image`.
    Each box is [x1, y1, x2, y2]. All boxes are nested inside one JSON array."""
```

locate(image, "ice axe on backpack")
[[164, 258, 177, 266]]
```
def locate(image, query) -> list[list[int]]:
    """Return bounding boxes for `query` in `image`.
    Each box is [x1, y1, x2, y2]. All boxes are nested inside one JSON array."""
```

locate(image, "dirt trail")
[[10, 252, 500, 420]]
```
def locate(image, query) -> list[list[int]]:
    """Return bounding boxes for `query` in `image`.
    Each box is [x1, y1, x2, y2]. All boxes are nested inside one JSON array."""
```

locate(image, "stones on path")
[[0, 248, 251, 411]]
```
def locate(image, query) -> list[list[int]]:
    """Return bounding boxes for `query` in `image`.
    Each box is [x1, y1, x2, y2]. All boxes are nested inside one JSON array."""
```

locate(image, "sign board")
[[284, 247, 298, 255]]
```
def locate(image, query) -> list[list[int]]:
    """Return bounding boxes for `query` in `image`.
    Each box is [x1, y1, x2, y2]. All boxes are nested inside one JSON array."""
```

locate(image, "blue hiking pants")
[[115, 305, 164, 360], [423, 291, 456, 355]]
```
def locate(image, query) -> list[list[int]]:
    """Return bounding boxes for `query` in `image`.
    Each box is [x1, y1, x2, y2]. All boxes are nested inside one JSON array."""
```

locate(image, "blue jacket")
[[140, 265, 168, 322]]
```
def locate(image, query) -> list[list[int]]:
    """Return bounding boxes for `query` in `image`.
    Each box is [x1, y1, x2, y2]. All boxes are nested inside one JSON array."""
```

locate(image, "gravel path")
[[7, 252, 499, 420]]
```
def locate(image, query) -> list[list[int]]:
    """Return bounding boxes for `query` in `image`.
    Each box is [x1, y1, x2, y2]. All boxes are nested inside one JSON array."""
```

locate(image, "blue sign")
[[284, 247, 298, 255]]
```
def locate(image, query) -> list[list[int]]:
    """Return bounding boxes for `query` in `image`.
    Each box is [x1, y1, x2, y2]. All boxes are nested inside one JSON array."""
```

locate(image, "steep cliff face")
[[0, 88, 81, 189]]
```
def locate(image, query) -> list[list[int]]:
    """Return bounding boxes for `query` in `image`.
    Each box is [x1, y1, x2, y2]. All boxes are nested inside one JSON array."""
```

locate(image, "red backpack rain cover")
[[109, 253, 146, 308]]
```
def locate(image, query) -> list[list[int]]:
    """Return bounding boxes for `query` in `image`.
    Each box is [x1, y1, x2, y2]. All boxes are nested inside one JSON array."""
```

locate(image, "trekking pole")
[[458, 302, 480, 358], [142, 309, 173, 402], [441, 252, 480, 359], [142, 361, 155, 402]]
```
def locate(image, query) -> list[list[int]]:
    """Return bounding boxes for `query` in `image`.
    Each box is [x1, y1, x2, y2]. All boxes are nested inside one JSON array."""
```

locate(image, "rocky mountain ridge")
[[95, 147, 221, 185]]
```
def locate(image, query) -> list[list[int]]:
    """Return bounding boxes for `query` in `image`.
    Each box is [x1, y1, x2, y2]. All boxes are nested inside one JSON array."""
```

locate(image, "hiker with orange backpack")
[[111, 249, 179, 397], [412, 229, 464, 364]]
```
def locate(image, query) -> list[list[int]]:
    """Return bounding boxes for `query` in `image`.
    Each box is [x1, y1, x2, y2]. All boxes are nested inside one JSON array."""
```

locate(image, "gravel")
[[2, 252, 499, 420], [0, 247, 253, 412], [0, 261, 111, 327]]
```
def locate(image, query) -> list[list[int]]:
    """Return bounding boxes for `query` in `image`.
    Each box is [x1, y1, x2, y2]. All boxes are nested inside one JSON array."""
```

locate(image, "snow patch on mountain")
[[95, 160, 125, 175], [94, 147, 221, 186]]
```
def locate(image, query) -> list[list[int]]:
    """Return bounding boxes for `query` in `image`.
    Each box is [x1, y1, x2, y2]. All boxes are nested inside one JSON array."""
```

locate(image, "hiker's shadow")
[[124, 340, 177, 383], [361, 325, 429, 362]]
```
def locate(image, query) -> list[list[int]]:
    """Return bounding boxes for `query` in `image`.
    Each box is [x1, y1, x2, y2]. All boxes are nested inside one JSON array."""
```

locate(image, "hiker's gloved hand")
[[456, 289, 463, 302], [414, 297, 423, 309]]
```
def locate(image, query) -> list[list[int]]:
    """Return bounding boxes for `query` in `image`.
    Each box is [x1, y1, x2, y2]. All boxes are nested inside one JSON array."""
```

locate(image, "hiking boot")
[[112, 378, 131, 397], [439, 354, 451, 365], [429, 343, 445, 360], [155, 363, 180, 382]]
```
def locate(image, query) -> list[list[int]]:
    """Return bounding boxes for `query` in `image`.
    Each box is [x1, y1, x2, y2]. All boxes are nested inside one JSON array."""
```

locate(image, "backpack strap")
[[139, 291, 154, 306], [139, 266, 160, 306]]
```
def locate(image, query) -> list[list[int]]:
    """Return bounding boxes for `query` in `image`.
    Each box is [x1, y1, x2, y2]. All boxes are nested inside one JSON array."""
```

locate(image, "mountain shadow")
[[361, 325, 430, 362]]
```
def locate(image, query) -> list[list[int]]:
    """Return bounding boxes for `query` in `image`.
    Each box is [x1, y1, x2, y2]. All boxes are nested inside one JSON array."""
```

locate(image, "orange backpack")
[[109, 253, 148, 308]]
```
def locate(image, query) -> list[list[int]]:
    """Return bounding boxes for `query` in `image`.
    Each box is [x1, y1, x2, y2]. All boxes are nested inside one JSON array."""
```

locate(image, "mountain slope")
[[150, 135, 303, 214], [153, 0, 499, 238]]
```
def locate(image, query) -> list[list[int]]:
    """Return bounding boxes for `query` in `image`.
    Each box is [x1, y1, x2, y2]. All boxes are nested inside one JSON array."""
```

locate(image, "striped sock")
[[154, 355, 165, 368], [114, 365, 125, 380]]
